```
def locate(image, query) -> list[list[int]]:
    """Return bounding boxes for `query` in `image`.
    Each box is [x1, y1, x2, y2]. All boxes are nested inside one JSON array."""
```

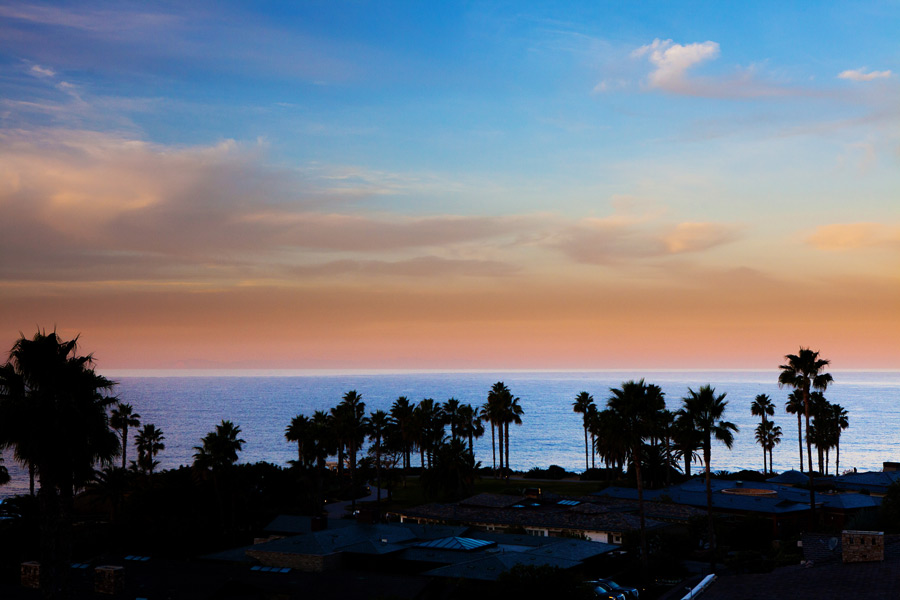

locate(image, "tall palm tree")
[[413, 398, 445, 469], [483, 383, 511, 476], [750, 394, 774, 474], [193, 420, 245, 471], [0, 330, 120, 597], [765, 422, 783, 474], [337, 390, 366, 481], [285, 414, 312, 468], [672, 407, 702, 477], [683, 385, 738, 567], [607, 379, 665, 581], [443, 398, 463, 442], [754, 421, 781, 475], [785, 390, 805, 472], [134, 423, 165, 474], [573, 391, 595, 472], [110, 402, 141, 470], [779, 347, 833, 518], [830, 403, 849, 476], [366, 410, 390, 504], [457, 403, 484, 460], [193, 420, 245, 537], [503, 395, 524, 476], [592, 408, 628, 478], [389, 396, 416, 471]]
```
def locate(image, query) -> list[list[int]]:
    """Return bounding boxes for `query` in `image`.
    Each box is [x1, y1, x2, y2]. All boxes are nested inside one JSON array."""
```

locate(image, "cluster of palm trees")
[[109, 402, 167, 475], [574, 380, 738, 576], [283, 382, 525, 501], [750, 394, 781, 475]]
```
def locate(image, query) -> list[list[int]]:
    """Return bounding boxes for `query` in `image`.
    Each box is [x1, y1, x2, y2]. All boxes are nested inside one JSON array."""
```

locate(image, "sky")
[[0, 1, 898, 371]]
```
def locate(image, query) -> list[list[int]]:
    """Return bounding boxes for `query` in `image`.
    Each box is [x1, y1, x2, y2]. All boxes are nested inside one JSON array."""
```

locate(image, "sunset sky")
[[1, 1, 898, 370]]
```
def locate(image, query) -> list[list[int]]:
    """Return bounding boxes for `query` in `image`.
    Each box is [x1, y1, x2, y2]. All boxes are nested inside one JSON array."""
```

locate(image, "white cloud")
[[29, 64, 55, 78], [632, 38, 720, 92], [837, 68, 893, 82]]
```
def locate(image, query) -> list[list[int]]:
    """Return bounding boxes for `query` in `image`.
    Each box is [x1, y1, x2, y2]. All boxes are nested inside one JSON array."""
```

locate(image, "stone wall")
[[842, 530, 884, 563]]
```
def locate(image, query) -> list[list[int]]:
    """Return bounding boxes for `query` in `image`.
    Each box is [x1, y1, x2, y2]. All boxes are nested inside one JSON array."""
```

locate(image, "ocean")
[[2, 370, 898, 499]]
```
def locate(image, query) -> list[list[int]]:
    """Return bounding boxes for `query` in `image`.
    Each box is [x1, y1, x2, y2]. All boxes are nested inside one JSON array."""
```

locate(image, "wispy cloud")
[[0, 129, 540, 282], [29, 64, 55, 77], [553, 216, 740, 265], [838, 68, 893, 82], [632, 38, 720, 93], [806, 223, 900, 250]]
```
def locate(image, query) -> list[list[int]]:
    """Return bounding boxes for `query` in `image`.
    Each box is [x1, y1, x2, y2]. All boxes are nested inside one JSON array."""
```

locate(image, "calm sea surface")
[[3, 370, 899, 499]]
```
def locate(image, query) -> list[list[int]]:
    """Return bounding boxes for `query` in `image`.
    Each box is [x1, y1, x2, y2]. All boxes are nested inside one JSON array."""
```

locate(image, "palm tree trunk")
[[504, 422, 510, 478], [796, 413, 803, 472], [584, 426, 589, 471], [492, 431, 497, 476], [705, 442, 715, 572], [498, 423, 504, 477], [836, 440, 840, 476], [634, 444, 648, 582], [803, 388, 816, 521], [121, 428, 128, 469], [769, 446, 774, 475]]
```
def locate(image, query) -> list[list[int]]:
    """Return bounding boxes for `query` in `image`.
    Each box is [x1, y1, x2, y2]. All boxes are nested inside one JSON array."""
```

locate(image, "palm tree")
[[457, 403, 484, 460], [413, 398, 445, 469], [503, 395, 524, 476], [779, 347, 833, 518], [285, 414, 312, 468], [366, 410, 390, 504], [754, 421, 781, 475], [134, 423, 165, 474], [683, 385, 738, 565], [607, 379, 665, 580], [482, 383, 510, 476], [337, 390, 366, 480], [750, 394, 774, 474], [672, 407, 702, 478], [443, 398, 463, 442], [785, 390, 805, 472], [573, 391, 595, 472], [193, 420, 245, 537], [0, 330, 120, 597], [765, 422, 783, 474], [193, 420, 245, 471], [389, 397, 416, 472], [110, 402, 141, 470], [830, 403, 849, 475]]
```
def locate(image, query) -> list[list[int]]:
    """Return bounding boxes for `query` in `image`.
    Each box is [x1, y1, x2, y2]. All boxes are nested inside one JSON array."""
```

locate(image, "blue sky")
[[0, 1, 898, 369]]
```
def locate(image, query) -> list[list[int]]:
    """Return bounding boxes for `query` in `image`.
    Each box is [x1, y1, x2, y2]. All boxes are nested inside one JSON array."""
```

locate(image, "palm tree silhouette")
[[285, 414, 312, 468], [503, 394, 523, 476], [389, 397, 416, 472], [0, 330, 119, 596], [830, 403, 849, 475], [573, 391, 595, 472], [754, 421, 781, 475], [366, 409, 390, 504], [683, 384, 738, 566], [193, 420, 245, 470], [110, 402, 141, 470], [779, 347, 833, 518], [785, 390, 805, 472], [750, 394, 774, 473], [456, 403, 484, 460], [607, 379, 664, 581], [134, 423, 165, 474]]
